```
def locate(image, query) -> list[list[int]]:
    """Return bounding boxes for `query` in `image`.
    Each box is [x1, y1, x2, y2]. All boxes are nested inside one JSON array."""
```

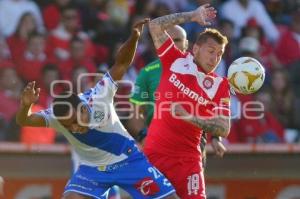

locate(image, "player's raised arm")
[[149, 4, 216, 49], [109, 18, 149, 81], [172, 104, 230, 137], [16, 81, 47, 127]]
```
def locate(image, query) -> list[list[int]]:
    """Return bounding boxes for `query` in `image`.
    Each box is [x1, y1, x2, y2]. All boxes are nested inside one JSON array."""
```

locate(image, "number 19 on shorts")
[[187, 174, 200, 195]]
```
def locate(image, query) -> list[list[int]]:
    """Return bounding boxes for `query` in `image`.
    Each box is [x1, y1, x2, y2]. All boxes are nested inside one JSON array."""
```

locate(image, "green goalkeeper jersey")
[[130, 59, 162, 125]]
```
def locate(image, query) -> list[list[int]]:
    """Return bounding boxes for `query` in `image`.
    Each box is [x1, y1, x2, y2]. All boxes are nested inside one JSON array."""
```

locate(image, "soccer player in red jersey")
[[143, 4, 231, 199]]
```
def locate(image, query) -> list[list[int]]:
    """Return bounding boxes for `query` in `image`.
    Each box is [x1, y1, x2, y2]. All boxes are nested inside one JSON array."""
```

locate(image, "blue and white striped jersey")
[[38, 73, 141, 166]]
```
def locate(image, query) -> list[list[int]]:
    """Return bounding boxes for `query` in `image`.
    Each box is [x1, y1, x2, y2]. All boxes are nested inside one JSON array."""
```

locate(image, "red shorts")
[[145, 151, 206, 199]]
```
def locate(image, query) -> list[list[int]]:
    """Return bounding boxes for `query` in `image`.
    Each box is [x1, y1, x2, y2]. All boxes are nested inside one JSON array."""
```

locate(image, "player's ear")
[[192, 43, 199, 54], [82, 105, 89, 113], [184, 39, 189, 52]]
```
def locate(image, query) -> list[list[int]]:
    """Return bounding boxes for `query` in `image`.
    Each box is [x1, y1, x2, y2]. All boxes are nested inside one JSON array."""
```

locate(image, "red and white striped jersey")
[[144, 38, 231, 159]]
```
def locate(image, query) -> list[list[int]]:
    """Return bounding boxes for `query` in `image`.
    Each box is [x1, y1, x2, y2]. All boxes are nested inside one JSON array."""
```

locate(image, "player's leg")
[[114, 155, 179, 198], [63, 192, 92, 199], [63, 164, 112, 199], [147, 152, 206, 199], [64, 191, 124, 199], [107, 185, 121, 199], [71, 151, 121, 199]]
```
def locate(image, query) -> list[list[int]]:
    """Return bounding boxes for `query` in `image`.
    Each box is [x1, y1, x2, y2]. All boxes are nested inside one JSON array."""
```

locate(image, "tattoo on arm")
[[153, 12, 193, 30], [191, 117, 230, 137], [149, 12, 193, 48]]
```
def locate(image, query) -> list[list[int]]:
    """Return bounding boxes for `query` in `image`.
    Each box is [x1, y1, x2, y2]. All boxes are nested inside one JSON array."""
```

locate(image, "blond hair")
[[196, 28, 228, 46]]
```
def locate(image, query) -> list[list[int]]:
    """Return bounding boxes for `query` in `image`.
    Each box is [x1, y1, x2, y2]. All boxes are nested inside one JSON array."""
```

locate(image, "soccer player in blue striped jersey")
[[16, 19, 179, 199]]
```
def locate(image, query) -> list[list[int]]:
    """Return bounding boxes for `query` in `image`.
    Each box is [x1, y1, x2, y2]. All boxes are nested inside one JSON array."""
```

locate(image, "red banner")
[[207, 179, 300, 199], [0, 178, 67, 199]]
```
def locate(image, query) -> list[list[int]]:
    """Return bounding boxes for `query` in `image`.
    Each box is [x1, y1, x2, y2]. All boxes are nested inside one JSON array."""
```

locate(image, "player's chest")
[[165, 56, 223, 100], [87, 98, 112, 128], [166, 72, 222, 103]]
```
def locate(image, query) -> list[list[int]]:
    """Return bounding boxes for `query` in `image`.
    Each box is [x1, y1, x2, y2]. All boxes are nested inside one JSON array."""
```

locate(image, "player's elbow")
[[213, 127, 229, 138], [220, 126, 230, 138], [215, 119, 230, 138], [220, 122, 231, 138], [221, 117, 231, 138]]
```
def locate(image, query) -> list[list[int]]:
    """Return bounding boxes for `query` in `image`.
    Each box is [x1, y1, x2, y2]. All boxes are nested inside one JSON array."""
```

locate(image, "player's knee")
[[63, 192, 92, 199], [164, 193, 180, 199]]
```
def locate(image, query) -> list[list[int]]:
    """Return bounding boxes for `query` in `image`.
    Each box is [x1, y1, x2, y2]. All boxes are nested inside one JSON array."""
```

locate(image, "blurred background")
[[0, 0, 299, 198]]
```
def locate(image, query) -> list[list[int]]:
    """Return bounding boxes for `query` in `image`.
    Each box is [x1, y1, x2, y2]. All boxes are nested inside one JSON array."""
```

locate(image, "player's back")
[[39, 73, 143, 166]]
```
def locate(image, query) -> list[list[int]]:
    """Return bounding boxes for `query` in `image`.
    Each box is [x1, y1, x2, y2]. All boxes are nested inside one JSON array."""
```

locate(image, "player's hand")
[[21, 81, 40, 106], [132, 18, 150, 38], [191, 4, 217, 26], [211, 138, 226, 157]]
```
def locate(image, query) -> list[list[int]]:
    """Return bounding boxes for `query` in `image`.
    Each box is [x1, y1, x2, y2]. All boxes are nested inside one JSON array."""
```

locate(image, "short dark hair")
[[52, 92, 81, 118], [196, 28, 228, 46]]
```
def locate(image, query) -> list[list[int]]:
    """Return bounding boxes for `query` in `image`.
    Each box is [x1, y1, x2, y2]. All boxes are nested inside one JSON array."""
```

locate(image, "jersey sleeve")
[[130, 68, 149, 105], [156, 37, 185, 70], [36, 108, 60, 130], [212, 79, 231, 117], [94, 72, 118, 100]]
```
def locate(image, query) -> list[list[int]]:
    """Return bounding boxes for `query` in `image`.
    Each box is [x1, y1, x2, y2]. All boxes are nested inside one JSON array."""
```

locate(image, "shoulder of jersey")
[[221, 75, 229, 84], [143, 59, 161, 72], [212, 72, 229, 83]]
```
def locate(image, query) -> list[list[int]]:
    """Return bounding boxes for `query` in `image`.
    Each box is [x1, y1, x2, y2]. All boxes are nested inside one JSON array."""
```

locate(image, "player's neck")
[[193, 60, 210, 75]]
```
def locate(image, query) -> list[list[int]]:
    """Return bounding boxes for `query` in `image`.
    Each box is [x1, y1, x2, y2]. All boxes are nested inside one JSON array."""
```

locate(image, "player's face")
[[192, 38, 225, 73], [59, 106, 90, 133]]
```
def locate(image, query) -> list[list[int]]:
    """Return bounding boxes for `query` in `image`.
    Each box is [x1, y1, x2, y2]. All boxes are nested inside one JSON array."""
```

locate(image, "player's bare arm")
[[110, 18, 149, 81], [149, 4, 216, 49], [16, 81, 46, 127], [190, 116, 230, 137], [172, 103, 230, 137]]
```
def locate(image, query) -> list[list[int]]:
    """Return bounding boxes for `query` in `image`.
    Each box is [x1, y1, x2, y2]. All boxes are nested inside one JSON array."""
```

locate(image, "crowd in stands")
[[0, 0, 299, 144]]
